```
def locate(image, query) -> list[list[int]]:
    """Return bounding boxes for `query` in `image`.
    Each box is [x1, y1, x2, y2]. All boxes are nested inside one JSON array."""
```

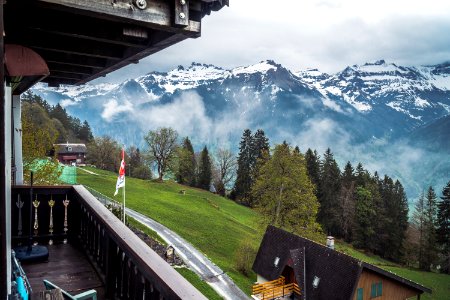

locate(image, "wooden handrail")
[[252, 279, 301, 300], [11, 185, 207, 300], [73, 185, 207, 300], [252, 276, 285, 294]]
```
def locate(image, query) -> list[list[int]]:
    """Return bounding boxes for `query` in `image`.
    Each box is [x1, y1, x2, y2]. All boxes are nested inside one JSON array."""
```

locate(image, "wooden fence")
[[252, 276, 301, 300]]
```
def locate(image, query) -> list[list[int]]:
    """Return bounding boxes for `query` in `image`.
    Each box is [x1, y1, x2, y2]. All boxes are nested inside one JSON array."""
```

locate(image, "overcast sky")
[[99, 0, 450, 83]]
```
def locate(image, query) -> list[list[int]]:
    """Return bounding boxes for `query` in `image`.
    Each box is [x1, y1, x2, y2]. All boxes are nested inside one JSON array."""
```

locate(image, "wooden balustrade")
[[12, 185, 207, 300], [252, 276, 301, 300], [252, 276, 285, 295]]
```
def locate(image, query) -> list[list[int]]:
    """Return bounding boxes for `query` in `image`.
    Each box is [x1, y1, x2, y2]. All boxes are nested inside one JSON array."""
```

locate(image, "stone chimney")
[[326, 236, 335, 250]]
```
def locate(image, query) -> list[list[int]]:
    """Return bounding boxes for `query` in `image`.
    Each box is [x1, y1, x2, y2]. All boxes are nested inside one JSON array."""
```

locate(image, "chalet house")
[[252, 226, 431, 300], [54, 143, 87, 166]]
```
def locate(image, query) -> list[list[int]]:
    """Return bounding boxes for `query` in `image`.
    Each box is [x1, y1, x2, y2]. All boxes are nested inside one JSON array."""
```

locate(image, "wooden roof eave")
[[4, 0, 228, 87]]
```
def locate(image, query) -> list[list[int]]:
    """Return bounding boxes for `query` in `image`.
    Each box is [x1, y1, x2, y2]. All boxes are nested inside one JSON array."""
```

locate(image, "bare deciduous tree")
[[213, 148, 237, 196], [144, 127, 178, 181]]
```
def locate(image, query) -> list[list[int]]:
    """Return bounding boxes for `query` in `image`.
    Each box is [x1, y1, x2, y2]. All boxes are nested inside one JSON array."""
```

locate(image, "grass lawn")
[[77, 166, 262, 295], [383, 267, 450, 300], [176, 268, 223, 300], [77, 166, 449, 299]]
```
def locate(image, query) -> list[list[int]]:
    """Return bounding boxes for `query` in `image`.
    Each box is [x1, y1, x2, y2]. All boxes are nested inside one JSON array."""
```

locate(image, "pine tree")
[[305, 148, 320, 194], [21, 91, 51, 113], [437, 182, 450, 274], [353, 186, 376, 250], [234, 129, 255, 204], [197, 146, 212, 191], [318, 148, 341, 235], [176, 137, 196, 186], [338, 161, 356, 241], [49, 103, 71, 131], [412, 191, 426, 270], [377, 177, 409, 261], [355, 162, 370, 187], [78, 120, 94, 142], [252, 129, 270, 161], [421, 186, 439, 271], [251, 143, 322, 240]]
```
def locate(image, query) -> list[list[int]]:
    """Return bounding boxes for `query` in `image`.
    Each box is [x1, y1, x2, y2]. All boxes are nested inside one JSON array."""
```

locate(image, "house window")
[[274, 257, 280, 267], [357, 288, 363, 300], [370, 281, 382, 298], [312, 276, 320, 289]]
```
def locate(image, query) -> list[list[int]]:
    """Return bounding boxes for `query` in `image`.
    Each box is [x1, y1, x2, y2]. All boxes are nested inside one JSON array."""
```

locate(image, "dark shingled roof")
[[252, 226, 431, 300], [54, 143, 87, 154]]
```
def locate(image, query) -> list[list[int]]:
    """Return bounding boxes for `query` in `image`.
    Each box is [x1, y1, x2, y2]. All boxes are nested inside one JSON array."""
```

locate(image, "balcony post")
[[1, 82, 12, 295], [105, 236, 118, 298], [12, 94, 23, 185]]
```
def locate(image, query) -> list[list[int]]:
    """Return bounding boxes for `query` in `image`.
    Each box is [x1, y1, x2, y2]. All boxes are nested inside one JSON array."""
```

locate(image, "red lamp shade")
[[5, 44, 49, 77]]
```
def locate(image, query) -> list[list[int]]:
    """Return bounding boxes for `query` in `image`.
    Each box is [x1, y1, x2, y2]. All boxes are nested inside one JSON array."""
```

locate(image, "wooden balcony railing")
[[11, 185, 207, 300], [252, 276, 285, 295], [252, 276, 301, 300]]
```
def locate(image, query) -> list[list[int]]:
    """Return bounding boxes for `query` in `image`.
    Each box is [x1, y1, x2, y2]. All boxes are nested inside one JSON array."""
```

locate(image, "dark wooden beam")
[[36, 0, 201, 37], [48, 72, 87, 81], [47, 63, 95, 76], [27, 10, 152, 48], [38, 51, 108, 69], [22, 34, 125, 60], [44, 77, 78, 87]]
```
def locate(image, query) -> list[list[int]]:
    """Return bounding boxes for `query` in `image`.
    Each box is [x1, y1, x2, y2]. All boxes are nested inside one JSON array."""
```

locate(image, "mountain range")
[[32, 59, 450, 201]]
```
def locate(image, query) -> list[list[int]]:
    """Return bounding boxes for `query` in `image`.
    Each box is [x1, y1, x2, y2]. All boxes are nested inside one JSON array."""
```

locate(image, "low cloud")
[[134, 91, 212, 141], [60, 98, 78, 108], [293, 118, 352, 153], [101, 99, 133, 122]]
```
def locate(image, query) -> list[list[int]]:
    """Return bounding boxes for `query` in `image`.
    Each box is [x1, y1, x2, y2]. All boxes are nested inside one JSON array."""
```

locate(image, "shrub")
[[234, 240, 257, 276]]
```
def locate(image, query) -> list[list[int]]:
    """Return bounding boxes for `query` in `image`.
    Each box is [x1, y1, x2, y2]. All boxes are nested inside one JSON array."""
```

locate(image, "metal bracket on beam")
[[174, 0, 189, 27]]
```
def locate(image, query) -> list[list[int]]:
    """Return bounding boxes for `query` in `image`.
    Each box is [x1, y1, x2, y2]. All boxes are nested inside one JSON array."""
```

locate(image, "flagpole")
[[123, 176, 126, 224], [122, 146, 126, 224]]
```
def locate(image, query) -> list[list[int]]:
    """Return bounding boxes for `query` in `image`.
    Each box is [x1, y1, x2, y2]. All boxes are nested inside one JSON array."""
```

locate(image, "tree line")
[[142, 128, 237, 195], [22, 91, 94, 144], [20, 92, 94, 184], [86, 127, 237, 196], [410, 183, 450, 273]]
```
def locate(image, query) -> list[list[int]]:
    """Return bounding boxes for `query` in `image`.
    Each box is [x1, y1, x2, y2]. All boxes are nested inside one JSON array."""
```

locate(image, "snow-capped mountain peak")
[[231, 60, 280, 76]]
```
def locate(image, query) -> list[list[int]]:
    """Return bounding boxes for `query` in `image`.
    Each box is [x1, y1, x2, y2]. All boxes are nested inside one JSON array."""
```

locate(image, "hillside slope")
[[77, 167, 449, 299], [77, 167, 262, 294]]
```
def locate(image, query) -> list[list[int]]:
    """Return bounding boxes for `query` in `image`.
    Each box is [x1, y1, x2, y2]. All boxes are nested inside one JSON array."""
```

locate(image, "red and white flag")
[[114, 148, 125, 196]]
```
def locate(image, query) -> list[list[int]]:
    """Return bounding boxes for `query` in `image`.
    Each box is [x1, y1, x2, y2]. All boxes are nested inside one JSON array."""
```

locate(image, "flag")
[[114, 148, 125, 196]]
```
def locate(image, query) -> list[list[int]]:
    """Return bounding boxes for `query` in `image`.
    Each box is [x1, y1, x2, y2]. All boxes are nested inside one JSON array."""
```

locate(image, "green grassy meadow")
[[77, 167, 449, 299], [77, 166, 262, 295]]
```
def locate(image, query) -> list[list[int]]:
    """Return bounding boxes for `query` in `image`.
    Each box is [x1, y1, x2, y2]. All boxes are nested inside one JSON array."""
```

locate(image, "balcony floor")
[[21, 243, 105, 298]]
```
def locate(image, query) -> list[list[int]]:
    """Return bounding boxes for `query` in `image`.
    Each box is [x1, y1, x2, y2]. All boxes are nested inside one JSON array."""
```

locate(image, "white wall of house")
[[12, 94, 23, 185], [3, 84, 12, 293], [257, 274, 269, 284]]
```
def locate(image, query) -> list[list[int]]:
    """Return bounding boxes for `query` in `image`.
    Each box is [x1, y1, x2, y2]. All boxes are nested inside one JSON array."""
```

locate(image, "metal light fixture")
[[133, 0, 147, 10]]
